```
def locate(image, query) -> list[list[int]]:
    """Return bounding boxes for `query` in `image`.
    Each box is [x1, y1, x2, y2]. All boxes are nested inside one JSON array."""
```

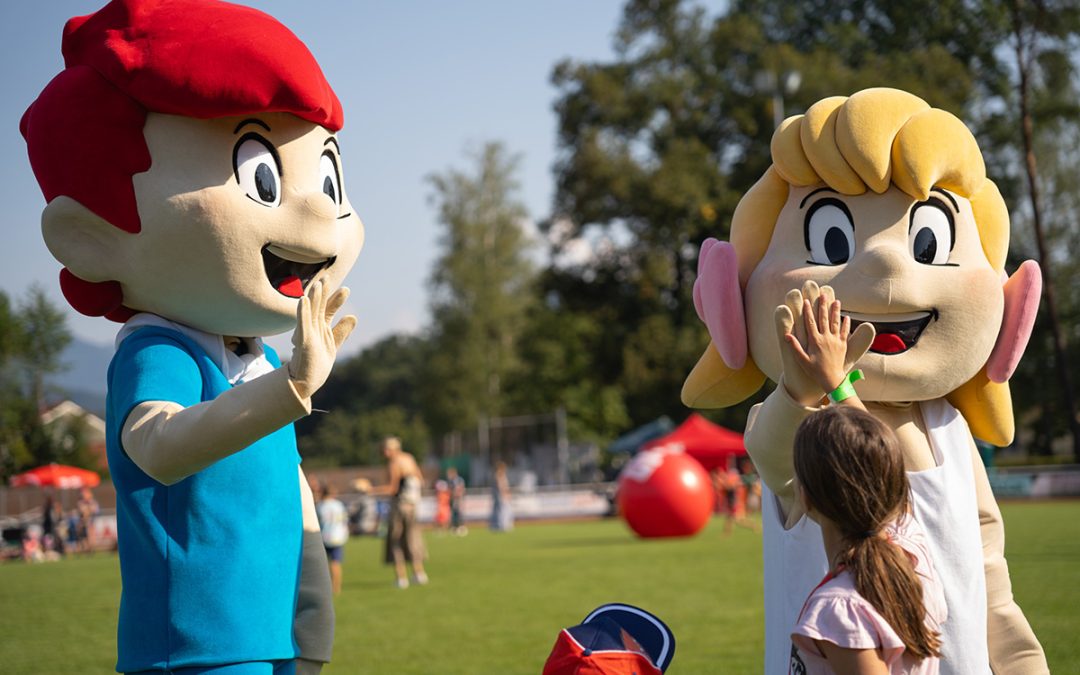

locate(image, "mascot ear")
[[986, 260, 1041, 384], [694, 239, 748, 369], [41, 196, 127, 283]]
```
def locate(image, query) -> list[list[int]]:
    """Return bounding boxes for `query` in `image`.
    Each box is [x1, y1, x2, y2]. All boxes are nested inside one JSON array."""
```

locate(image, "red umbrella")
[[10, 463, 101, 489]]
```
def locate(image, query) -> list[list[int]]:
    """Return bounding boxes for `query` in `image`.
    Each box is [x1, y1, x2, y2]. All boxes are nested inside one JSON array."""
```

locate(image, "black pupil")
[[255, 164, 277, 203], [914, 228, 938, 263], [323, 176, 337, 202], [824, 227, 850, 264]]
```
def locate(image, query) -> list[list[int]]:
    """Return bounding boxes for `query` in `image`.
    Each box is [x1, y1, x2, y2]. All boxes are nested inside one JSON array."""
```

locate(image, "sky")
[[0, 0, 638, 358]]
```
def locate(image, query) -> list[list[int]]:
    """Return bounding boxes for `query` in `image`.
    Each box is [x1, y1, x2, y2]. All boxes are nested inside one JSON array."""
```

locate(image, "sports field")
[[1, 501, 1077, 673]]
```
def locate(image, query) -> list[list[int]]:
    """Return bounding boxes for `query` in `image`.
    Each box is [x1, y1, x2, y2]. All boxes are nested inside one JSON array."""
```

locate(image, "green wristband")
[[828, 369, 864, 404]]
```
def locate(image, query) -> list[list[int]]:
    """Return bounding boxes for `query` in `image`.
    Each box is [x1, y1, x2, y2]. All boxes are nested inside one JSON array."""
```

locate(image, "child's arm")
[[122, 282, 354, 485], [815, 641, 889, 675], [744, 282, 873, 516], [968, 439, 1049, 673]]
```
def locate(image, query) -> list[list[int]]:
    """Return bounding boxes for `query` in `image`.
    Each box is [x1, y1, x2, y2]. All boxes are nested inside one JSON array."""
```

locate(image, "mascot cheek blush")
[[21, 1, 362, 673], [682, 89, 1048, 674], [618, 448, 714, 538]]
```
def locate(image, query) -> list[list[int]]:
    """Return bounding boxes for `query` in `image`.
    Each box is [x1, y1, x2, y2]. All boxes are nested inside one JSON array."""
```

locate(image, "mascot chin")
[[683, 88, 1048, 674], [21, 1, 364, 673]]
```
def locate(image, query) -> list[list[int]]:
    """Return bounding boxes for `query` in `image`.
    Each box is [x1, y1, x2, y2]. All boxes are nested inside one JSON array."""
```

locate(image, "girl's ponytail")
[[839, 532, 942, 659]]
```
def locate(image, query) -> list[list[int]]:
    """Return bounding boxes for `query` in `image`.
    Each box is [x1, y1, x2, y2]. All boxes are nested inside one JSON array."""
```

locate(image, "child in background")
[[315, 482, 349, 595], [434, 479, 451, 533]]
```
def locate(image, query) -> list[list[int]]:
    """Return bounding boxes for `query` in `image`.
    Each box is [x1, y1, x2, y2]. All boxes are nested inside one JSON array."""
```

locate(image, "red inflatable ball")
[[618, 447, 715, 538]]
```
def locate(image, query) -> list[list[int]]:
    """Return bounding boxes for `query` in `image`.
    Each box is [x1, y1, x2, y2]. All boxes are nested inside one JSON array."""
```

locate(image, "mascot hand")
[[774, 281, 874, 405], [288, 280, 357, 399]]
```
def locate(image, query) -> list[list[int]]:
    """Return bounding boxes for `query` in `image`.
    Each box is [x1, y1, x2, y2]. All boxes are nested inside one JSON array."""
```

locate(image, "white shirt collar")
[[115, 313, 277, 385]]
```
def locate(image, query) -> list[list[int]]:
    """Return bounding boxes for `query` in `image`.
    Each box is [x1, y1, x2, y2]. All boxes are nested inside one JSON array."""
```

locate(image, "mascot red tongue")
[[279, 276, 305, 297], [681, 89, 1048, 673], [871, 332, 907, 354]]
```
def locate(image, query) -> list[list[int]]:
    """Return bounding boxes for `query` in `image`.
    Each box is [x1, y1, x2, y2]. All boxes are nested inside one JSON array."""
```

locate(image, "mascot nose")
[[298, 191, 340, 221], [850, 244, 910, 281]]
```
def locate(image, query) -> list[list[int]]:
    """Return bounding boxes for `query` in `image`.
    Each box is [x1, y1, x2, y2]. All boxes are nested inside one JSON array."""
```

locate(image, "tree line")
[[301, 0, 1080, 466]]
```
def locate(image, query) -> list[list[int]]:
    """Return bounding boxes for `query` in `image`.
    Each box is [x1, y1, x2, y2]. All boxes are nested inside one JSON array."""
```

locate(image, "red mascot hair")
[[20, 0, 343, 320]]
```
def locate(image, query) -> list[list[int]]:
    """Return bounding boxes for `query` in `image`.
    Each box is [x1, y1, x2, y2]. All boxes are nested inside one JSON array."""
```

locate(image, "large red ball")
[[618, 448, 714, 538]]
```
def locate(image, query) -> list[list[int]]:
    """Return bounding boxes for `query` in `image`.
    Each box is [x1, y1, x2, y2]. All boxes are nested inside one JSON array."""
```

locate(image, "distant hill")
[[48, 336, 112, 416]]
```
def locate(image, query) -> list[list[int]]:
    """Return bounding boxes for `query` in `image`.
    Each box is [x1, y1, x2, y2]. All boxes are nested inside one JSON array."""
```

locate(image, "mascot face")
[[744, 184, 1002, 402], [84, 111, 364, 337]]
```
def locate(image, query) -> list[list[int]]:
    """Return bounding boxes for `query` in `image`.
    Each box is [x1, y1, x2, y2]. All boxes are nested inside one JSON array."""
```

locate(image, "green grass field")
[[1, 501, 1078, 673]]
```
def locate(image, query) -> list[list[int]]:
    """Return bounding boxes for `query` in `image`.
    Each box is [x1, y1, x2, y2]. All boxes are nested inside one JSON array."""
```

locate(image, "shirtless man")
[[377, 437, 429, 588]]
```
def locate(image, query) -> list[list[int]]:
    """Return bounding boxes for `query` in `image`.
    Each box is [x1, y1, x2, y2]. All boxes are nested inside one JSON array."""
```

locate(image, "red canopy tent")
[[642, 413, 746, 472], [10, 463, 101, 489]]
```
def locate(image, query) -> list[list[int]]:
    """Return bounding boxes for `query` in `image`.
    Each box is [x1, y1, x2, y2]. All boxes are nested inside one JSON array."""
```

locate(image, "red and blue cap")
[[543, 603, 676, 675]]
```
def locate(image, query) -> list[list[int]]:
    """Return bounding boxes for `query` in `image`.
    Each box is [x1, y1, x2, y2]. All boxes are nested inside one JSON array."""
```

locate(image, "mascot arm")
[[969, 440, 1049, 673], [122, 367, 311, 485], [295, 466, 334, 670], [745, 377, 821, 523]]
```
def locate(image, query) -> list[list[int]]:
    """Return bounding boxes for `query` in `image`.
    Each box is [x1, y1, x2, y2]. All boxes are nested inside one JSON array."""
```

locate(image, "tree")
[[997, 0, 1080, 457], [506, 302, 631, 444], [547, 0, 1079, 445], [423, 142, 535, 440], [0, 287, 81, 481], [299, 405, 429, 467], [297, 333, 433, 465]]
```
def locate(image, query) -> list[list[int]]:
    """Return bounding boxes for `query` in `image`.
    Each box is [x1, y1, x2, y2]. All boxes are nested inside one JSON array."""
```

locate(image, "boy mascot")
[[683, 88, 1047, 673], [21, 1, 363, 673]]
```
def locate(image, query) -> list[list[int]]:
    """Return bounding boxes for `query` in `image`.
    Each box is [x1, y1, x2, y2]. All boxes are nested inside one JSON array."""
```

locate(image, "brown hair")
[[794, 406, 941, 660]]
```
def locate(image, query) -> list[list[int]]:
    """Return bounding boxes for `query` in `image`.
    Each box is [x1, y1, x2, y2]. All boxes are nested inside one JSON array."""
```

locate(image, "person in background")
[[349, 478, 378, 536], [489, 461, 514, 532], [314, 481, 349, 595], [41, 493, 65, 557], [374, 437, 429, 588], [77, 487, 100, 553], [447, 466, 467, 536], [739, 456, 762, 515], [434, 479, 451, 533], [22, 525, 44, 563]]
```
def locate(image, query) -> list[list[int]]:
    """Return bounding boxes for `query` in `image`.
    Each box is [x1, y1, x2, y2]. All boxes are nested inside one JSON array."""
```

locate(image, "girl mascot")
[[21, 1, 363, 673], [683, 88, 1047, 673]]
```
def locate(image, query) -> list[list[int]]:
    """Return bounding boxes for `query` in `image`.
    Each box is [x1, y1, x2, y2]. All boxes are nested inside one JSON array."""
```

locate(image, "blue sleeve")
[[111, 333, 204, 423]]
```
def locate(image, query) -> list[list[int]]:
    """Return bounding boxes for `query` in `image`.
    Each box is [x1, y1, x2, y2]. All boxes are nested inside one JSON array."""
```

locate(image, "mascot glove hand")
[[774, 281, 874, 406], [288, 280, 356, 400]]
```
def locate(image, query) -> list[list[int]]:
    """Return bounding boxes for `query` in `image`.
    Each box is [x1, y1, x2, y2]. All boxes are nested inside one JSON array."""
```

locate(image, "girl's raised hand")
[[775, 281, 874, 406]]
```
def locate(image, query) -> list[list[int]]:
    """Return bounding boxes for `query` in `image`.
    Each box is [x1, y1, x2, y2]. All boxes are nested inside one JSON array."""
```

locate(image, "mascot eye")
[[909, 202, 954, 265], [320, 152, 342, 205], [805, 199, 855, 265], [233, 135, 282, 207]]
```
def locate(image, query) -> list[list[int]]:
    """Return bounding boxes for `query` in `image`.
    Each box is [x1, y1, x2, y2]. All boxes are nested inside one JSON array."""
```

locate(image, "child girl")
[[790, 405, 946, 674], [783, 292, 945, 673]]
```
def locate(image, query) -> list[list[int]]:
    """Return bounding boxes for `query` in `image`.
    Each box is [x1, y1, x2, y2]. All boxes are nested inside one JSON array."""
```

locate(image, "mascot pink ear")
[[986, 260, 1041, 383], [693, 239, 748, 369]]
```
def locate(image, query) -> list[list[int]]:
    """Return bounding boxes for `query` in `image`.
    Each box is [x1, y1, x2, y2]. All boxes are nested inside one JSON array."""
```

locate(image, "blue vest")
[[106, 327, 301, 672]]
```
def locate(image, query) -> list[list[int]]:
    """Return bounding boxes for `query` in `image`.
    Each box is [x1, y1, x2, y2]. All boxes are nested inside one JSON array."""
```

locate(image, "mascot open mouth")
[[845, 310, 936, 355], [261, 245, 336, 298]]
